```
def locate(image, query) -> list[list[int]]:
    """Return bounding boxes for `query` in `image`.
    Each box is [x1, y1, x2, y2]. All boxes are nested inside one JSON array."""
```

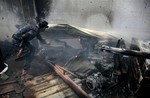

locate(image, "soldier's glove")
[[22, 34, 28, 42], [40, 39, 47, 44], [19, 34, 28, 48], [19, 41, 25, 48]]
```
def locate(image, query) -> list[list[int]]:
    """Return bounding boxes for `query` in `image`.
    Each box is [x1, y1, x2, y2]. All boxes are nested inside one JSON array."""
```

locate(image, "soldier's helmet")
[[38, 21, 48, 28]]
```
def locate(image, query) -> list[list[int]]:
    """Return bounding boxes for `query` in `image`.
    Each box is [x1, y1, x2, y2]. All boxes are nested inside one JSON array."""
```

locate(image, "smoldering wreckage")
[[0, 24, 150, 98]]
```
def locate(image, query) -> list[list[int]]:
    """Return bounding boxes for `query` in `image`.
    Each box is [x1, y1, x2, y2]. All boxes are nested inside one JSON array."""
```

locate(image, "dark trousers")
[[24, 43, 35, 70], [12, 39, 35, 70]]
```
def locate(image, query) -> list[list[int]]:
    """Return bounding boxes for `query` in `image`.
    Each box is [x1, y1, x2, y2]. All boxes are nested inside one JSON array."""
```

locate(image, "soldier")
[[12, 21, 49, 75]]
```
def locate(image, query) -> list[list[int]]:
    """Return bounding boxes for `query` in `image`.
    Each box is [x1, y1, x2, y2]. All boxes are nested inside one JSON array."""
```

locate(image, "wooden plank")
[[0, 83, 18, 95], [34, 83, 68, 98], [31, 78, 64, 92]]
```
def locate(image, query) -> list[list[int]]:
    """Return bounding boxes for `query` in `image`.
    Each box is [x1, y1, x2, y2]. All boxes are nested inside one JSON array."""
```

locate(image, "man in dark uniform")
[[12, 21, 48, 75]]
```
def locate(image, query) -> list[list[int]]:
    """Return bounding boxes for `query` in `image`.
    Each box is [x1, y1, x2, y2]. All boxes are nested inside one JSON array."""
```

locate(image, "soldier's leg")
[[23, 43, 35, 72]]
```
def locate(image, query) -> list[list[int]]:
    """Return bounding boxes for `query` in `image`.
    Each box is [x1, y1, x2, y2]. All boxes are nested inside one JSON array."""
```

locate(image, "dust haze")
[[47, 0, 150, 41], [0, 0, 150, 41]]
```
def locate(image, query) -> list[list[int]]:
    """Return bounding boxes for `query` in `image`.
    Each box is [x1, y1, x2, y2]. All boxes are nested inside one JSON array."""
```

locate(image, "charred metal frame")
[[48, 62, 91, 98]]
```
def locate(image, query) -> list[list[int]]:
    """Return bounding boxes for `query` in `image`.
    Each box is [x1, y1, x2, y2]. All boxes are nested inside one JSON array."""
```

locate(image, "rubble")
[[0, 24, 150, 98]]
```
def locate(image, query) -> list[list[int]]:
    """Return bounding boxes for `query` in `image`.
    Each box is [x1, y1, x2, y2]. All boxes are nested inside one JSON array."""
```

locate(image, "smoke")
[[112, 0, 150, 41], [47, 0, 150, 41], [47, 0, 113, 31], [1, 0, 149, 41], [1, 0, 150, 41], [0, 0, 51, 41], [34, 0, 52, 20], [0, 0, 150, 72], [0, 1, 19, 41]]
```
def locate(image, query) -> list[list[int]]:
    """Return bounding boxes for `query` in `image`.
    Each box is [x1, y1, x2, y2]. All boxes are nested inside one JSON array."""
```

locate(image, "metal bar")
[[57, 65, 78, 78], [100, 45, 150, 59], [48, 62, 91, 98]]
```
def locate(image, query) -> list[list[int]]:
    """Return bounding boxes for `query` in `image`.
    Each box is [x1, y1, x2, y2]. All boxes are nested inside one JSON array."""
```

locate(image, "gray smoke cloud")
[[47, 0, 113, 30], [112, 0, 150, 41], [0, 0, 150, 78], [1, 0, 150, 41], [47, 0, 150, 41], [0, 1, 19, 41]]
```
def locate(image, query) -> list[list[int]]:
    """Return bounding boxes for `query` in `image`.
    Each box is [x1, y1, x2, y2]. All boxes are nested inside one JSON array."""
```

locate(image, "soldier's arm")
[[19, 25, 33, 35], [36, 34, 46, 44]]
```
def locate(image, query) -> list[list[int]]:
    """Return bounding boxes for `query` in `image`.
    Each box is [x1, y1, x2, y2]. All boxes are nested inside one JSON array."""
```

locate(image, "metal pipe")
[[57, 65, 78, 78], [48, 62, 91, 98], [100, 45, 150, 59]]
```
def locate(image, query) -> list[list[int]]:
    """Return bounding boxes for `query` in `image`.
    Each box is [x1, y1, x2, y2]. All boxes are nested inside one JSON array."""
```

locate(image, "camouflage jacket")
[[13, 24, 46, 44]]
